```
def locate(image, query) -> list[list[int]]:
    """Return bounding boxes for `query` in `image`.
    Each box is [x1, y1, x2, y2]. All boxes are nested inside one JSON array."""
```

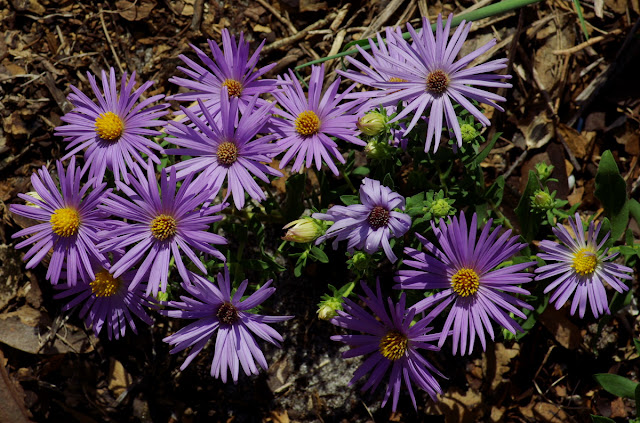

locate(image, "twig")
[[503, 149, 528, 180], [263, 13, 336, 53], [191, 0, 205, 31], [99, 8, 124, 74], [360, 0, 406, 39], [256, 0, 297, 35], [552, 28, 623, 54]]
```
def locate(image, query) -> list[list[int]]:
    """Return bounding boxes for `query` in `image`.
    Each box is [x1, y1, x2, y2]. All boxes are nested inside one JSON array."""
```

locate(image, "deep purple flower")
[[166, 93, 281, 210], [98, 161, 227, 296], [10, 157, 110, 286], [169, 29, 277, 117], [55, 68, 169, 185], [535, 213, 632, 318], [395, 212, 534, 355], [313, 178, 411, 262], [161, 266, 292, 383], [271, 65, 366, 175], [331, 281, 443, 411], [54, 259, 153, 340], [368, 14, 512, 152]]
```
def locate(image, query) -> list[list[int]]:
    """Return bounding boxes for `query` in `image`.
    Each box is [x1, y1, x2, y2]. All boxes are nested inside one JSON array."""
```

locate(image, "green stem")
[[295, 0, 544, 70]]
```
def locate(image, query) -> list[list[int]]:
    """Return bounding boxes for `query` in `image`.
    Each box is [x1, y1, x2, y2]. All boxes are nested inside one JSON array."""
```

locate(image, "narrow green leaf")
[[310, 247, 329, 263], [629, 199, 640, 225], [594, 150, 629, 241], [634, 338, 640, 356], [514, 171, 541, 242], [571, 0, 590, 40], [593, 373, 639, 398], [352, 166, 370, 176], [473, 132, 501, 166], [591, 415, 616, 423], [635, 383, 640, 409], [383, 173, 395, 190], [340, 195, 360, 206]]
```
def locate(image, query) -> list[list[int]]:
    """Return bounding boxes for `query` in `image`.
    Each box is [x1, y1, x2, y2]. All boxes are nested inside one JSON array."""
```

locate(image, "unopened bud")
[[429, 198, 452, 218], [357, 111, 387, 136], [531, 189, 554, 210], [535, 162, 554, 182], [351, 252, 370, 272], [460, 123, 477, 142], [317, 298, 342, 320], [364, 139, 393, 160], [282, 217, 324, 243]]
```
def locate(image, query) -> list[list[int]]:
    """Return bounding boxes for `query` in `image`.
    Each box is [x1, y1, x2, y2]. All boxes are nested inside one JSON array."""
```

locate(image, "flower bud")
[[535, 162, 554, 182], [364, 139, 393, 160], [357, 111, 387, 136], [460, 123, 477, 142], [531, 189, 554, 210], [429, 198, 452, 218], [24, 191, 44, 208], [282, 217, 324, 243], [350, 251, 370, 272], [317, 298, 342, 320]]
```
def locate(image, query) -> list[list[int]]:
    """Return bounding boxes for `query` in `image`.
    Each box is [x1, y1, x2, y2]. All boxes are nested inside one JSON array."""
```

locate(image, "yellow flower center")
[[222, 79, 243, 98], [295, 110, 321, 137], [379, 330, 408, 361], [216, 141, 239, 166], [150, 214, 177, 241], [572, 248, 598, 276], [94, 111, 124, 141], [388, 77, 408, 83], [426, 69, 450, 95], [90, 269, 122, 297], [50, 207, 81, 237], [451, 267, 480, 297]]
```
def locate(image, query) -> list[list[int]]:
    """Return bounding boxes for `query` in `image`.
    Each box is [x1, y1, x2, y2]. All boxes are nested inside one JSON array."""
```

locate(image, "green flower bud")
[[282, 217, 324, 243], [351, 251, 370, 272], [429, 198, 452, 218], [357, 111, 387, 136], [364, 139, 393, 160], [535, 162, 554, 182], [531, 189, 554, 210], [460, 123, 477, 142], [317, 298, 342, 320]]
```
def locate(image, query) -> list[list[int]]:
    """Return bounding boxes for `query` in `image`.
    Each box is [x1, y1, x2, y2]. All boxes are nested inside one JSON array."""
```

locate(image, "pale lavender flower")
[[395, 212, 535, 355], [535, 213, 632, 318], [271, 65, 366, 175], [54, 259, 153, 340], [313, 178, 411, 262], [331, 280, 443, 412], [161, 266, 292, 383], [55, 68, 169, 185], [166, 93, 281, 210], [371, 14, 512, 152], [169, 29, 277, 117], [10, 157, 110, 286], [98, 161, 227, 296]]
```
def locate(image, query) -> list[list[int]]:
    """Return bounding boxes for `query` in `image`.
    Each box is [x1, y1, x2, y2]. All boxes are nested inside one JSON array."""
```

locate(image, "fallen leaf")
[[484, 343, 520, 390], [609, 397, 628, 418], [0, 349, 34, 423], [299, 0, 328, 12], [425, 388, 484, 423], [108, 358, 132, 397], [115, 0, 157, 21], [538, 307, 581, 350], [533, 401, 573, 422]]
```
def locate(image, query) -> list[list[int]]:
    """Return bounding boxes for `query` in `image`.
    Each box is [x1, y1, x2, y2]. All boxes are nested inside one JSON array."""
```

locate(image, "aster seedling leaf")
[[590, 416, 616, 423], [593, 373, 639, 398], [595, 150, 629, 241], [471, 132, 500, 167], [515, 170, 541, 242]]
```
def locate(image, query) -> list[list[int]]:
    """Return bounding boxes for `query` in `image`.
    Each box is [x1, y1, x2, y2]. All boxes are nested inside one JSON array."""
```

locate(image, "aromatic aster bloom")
[[331, 281, 443, 412], [372, 14, 512, 152], [98, 161, 227, 296], [395, 212, 535, 355], [271, 65, 366, 175], [10, 157, 110, 286], [161, 266, 292, 383], [55, 68, 169, 185], [54, 260, 153, 340], [313, 178, 411, 262], [535, 213, 632, 318], [166, 93, 281, 209], [169, 29, 277, 117]]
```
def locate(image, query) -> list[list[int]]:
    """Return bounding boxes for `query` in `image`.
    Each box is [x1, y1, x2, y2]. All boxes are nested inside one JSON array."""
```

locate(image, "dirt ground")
[[1, 0, 640, 422]]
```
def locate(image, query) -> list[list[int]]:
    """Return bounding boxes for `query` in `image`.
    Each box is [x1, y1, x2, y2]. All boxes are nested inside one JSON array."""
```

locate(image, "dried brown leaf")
[[538, 307, 581, 350], [115, 0, 157, 21], [0, 350, 33, 423]]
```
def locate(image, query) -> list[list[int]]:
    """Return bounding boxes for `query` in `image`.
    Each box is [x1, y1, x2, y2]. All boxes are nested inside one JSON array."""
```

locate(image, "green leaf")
[[634, 338, 640, 356], [591, 416, 616, 423], [383, 173, 395, 190], [630, 199, 640, 225], [571, 0, 590, 40], [340, 195, 360, 206], [472, 132, 501, 166], [486, 175, 505, 206], [514, 170, 541, 242], [352, 166, 370, 176], [595, 150, 629, 241], [310, 247, 329, 263], [593, 373, 639, 398], [636, 384, 640, 411]]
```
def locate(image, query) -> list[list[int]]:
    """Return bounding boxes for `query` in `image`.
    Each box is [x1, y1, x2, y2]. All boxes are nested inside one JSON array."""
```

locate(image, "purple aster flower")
[[98, 161, 227, 296], [395, 212, 535, 355], [169, 29, 277, 117], [55, 68, 169, 185], [535, 213, 633, 318], [370, 14, 512, 152], [166, 92, 281, 210], [10, 157, 110, 286], [313, 178, 411, 262], [161, 266, 292, 383], [331, 280, 443, 412], [271, 65, 366, 175], [54, 259, 153, 340]]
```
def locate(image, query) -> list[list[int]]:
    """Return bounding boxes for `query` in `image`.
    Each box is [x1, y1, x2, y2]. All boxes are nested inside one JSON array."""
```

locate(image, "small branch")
[[99, 8, 124, 74]]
